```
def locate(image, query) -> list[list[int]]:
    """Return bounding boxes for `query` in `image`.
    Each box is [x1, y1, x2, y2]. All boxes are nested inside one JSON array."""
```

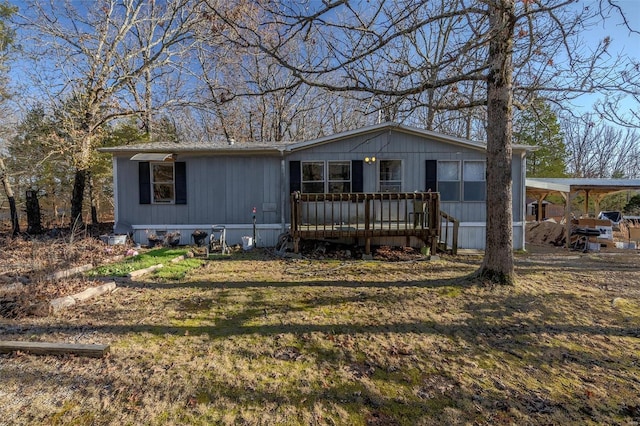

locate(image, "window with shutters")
[[151, 162, 175, 203], [301, 161, 351, 193]]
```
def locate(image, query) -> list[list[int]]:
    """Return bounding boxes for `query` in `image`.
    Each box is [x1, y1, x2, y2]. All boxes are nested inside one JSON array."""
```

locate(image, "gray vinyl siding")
[[115, 154, 282, 227], [511, 153, 525, 222], [112, 127, 528, 250], [285, 130, 490, 224], [446, 224, 524, 250]]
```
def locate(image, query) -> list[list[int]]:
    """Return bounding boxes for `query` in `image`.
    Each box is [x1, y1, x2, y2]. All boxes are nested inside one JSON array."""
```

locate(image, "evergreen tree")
[[90, 119, 148, 222], [8, 106, 73, 226], [514, 99, 567, 178], [624, 194, 640, 215]]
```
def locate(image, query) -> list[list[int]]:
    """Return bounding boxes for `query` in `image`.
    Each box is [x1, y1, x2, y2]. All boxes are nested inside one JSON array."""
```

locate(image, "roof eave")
[[99, 146, 283, 156]]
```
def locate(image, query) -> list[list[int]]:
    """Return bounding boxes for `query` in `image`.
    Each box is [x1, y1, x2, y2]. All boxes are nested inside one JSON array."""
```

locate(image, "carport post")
[[536, 193, 547, 221], [593, 194, 606, 218], [584, 189, 590, 217], [563, 191, 571, 249]]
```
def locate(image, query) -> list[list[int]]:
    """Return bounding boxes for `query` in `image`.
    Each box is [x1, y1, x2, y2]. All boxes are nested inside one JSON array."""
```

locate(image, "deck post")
[[291, 192, 300, 253], [451, 219, 459, 255], [430, 194, 439, 255], [365, 195, 371, 254]]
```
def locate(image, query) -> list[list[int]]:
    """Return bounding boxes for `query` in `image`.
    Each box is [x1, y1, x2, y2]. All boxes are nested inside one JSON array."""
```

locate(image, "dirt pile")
[[526, 221, 566, 246]]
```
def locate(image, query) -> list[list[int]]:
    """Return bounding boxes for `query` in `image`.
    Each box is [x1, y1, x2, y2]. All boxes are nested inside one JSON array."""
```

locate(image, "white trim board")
[[130, 223, 285, 231]]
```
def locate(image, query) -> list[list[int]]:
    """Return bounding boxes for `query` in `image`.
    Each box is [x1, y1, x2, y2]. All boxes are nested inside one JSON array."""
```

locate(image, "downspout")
[[520, 150, 527, 250], [280, 149, 287, 234], [112, 156, 119, 231]]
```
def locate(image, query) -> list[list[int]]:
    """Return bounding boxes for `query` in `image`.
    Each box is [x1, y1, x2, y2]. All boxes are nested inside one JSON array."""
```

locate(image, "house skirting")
[[128, 224, 286, 248], [124, 222, 524, 251], [439, 222, 524, 250]]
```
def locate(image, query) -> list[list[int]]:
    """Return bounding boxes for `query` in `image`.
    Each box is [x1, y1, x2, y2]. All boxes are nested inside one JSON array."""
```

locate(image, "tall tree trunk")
[[71, 133, 94, 227], [477, 0, 516, 284], [87, 171, 99, 225], [70, 168, 86, 226], [0, 157, 20, 236], [25, 189, 43, 234]]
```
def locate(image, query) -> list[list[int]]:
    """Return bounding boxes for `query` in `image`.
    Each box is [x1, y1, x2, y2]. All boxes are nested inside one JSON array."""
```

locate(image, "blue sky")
[[598, 0, 639, 48], [5, 0, 639, 123], [572, 0, 640, 113]]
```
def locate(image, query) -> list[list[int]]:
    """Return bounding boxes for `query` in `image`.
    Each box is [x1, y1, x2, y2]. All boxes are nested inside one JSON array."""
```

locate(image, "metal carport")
[[526, 178, 640, 248]]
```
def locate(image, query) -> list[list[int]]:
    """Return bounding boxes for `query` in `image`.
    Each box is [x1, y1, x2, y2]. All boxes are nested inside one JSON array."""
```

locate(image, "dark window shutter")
[[352, 160, 363, 192], [175, 162, 187, 204], [425, 160, 437, 192], [139, 162, 151, 204], [289, 161, 301, 193]]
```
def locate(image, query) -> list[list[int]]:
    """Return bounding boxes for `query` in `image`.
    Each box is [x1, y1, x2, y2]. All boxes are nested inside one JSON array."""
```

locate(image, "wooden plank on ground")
[[46, 263, 94, 281], [72, 281, 116, 302], [127, 263, 163, 278], [49, 295, 76, 313], [0, 341, 110, 358]]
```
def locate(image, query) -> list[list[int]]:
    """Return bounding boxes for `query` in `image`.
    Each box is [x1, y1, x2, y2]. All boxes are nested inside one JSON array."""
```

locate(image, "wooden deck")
[[290, 192, 441, 254]]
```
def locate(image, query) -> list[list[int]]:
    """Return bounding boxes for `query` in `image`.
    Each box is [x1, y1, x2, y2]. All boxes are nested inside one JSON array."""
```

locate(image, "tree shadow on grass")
[[3, 275, 639, 424], [117, 273, 478, 290], [6, 287, 638, 348]]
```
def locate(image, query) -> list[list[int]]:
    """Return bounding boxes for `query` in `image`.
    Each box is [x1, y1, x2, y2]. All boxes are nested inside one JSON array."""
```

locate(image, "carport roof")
[[526, 178, 640, 247], [526, 178, 640, 195]]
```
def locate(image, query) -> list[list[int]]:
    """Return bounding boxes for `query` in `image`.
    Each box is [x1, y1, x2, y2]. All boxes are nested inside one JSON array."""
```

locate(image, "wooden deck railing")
[[438, 210, 459, 255], [290, 192, 440, 254]]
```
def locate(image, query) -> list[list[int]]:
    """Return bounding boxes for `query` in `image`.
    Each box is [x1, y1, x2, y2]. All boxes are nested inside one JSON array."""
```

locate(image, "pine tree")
[[514, 99, 567, 178]]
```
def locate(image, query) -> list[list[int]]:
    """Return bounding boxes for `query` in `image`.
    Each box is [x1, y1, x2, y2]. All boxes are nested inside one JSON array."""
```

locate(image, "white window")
[[438, 161, 460, 201], [301, 161, 352, 193], [379, 160, 402, 192], [463, 161, 486, 201], [151, 162, 175, 203]]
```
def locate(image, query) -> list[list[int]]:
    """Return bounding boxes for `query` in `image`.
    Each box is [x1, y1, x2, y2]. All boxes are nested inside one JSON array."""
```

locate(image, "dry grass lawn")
[[1, 246, 640, 425]]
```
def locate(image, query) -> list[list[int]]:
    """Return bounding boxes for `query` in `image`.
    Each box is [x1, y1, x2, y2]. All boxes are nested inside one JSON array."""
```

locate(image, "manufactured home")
[[101, 122, 532, 251]]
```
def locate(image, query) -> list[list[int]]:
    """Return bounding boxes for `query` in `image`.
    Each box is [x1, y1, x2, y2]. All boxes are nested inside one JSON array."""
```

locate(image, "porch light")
[[365, 156, 376, 164]]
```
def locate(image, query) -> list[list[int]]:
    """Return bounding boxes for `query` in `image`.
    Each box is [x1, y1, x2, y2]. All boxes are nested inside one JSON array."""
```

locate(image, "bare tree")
[[203, 0, 638, 283], [563, 113, 640, 179], [204, 0, 638, 283], [593, 89, 640, 129], [185, 18, 371, 144], [0, 1, 17, 235], [14, 0, 201, 224], [0, 157, 18, 234]]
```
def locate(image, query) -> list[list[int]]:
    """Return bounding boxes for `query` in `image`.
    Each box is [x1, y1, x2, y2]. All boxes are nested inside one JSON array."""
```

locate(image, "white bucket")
[[242, 236, 254, 251]]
